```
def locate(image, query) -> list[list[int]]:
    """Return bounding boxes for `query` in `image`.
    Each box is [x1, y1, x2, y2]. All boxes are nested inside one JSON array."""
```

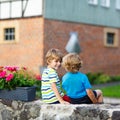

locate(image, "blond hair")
[[62, 53, 82, 73], [46, 48, 63, 65]]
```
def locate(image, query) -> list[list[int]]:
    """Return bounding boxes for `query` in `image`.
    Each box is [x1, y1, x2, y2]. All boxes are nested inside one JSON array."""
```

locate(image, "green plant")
[[110, 75, 120, 82], [87, 72, 103, 84], [87, 72, 120, 85], [94, 74, 111, 84], [0, 66, 41, 90]]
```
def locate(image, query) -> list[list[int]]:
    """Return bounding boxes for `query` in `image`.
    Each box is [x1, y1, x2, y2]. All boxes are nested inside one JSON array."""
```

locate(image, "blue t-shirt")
[[62, 72, 92, 98]]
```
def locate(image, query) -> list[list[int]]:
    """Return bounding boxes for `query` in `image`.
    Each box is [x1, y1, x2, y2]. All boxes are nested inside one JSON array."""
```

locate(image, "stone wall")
[[0, 99, 120, 120]]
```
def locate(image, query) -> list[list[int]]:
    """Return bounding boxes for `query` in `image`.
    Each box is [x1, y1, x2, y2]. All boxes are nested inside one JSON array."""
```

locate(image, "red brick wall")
[[0, 17, 44, 74], [0, 18, 120, 76], [44, 19, 120, 76]]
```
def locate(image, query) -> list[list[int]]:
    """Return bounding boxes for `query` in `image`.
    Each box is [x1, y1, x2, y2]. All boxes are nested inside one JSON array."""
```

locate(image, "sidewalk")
[[104, 97, 120, 104], [93, 81, 120, 89]]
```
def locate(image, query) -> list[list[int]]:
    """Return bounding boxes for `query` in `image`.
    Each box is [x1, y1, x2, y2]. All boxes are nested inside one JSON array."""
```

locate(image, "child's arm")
[[86, 89, 98, 104], [51, 82, 70, 104]]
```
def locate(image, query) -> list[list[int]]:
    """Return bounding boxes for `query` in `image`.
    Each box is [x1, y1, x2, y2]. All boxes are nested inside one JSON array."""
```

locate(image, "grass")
[[37, 85, 120, 99], [36, 81, 120, 99], [100, 85, 120, 98]]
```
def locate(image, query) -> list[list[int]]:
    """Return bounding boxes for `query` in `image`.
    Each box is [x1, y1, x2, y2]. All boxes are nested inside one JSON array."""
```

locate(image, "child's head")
[[46, 48, 63, 65], [62, 53, 82, 73]]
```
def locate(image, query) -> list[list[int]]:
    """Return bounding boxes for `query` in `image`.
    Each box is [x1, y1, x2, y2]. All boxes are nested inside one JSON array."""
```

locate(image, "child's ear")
[[47, 59, 51, 65]]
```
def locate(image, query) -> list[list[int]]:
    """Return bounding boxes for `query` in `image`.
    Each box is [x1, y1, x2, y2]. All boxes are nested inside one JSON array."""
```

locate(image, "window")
[[107, 33, 114, 45], [88, 0, 98, 5], [4, 28, 15, 41], [0, 21, 19, 44], [101, 0, 110, 8], [116, 0, 120, 10], [104, 28, 119, 47]]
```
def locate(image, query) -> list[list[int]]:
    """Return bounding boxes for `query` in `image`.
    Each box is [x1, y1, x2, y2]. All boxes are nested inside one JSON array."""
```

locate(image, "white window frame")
[[101, 0, 110, 8], [116, 0, 120, 10], [88, 0, 98, 5]]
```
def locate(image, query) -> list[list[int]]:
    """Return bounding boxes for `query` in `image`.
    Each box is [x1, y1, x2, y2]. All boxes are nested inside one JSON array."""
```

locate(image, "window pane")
[[5, 28, 9, 33], [4, 28, 15, 41], [107, 33, 114, 44], [5, 35, 8, 40]]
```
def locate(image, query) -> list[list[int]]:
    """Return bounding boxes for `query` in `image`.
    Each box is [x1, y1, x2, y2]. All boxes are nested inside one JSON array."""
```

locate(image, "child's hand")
[[60, 100, 70, 104]]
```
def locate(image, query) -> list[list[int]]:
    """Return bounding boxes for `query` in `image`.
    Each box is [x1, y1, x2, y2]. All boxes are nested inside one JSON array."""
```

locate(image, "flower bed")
[[0, 66, 41, 90], [0, 66, 41, 101]]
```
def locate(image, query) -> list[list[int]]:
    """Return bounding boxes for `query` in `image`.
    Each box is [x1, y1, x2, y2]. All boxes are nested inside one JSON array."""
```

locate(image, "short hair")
[[62, 53, 82, 73], [46, 48, 63, 65]]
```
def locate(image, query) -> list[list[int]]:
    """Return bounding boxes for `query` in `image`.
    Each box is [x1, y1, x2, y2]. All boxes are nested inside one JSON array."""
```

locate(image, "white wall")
[[0, 0, 43, 19]]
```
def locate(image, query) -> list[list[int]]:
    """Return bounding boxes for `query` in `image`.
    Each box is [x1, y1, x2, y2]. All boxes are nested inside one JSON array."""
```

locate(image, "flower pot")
[[0, 86, 36, 102]]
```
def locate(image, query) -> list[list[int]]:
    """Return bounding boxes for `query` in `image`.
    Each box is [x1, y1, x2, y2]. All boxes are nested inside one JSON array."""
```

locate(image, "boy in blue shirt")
[[62, 53, 103, 104]]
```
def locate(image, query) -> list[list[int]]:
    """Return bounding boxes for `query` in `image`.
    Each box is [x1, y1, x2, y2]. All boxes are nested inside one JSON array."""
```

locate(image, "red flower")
[[6, 74, 14, 81], [22, 67, 27, 70], [5, 66, 18, 72], [0, 66, 40, 90], [35, 74, 41, 80], [0, 71, 6, 78]]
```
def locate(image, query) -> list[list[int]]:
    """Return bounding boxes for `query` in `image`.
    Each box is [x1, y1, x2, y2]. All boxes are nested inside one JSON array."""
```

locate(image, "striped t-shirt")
[[41, 68, 63, 103]]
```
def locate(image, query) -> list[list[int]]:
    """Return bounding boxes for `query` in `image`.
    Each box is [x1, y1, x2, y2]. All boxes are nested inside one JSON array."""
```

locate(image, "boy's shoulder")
[[78, 72, 88, 78], [63, 72, 87, 77], [64, 71, 85, 75], [43, 68, 56, 74]]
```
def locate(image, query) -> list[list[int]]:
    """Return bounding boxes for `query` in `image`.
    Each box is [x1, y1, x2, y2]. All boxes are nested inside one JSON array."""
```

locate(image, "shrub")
[[87, 72, 112, 84], [110, 75, 120, 82], [94, 74, 111, 84], [87, 72, 103, 84], [0, 66, 41, 90]]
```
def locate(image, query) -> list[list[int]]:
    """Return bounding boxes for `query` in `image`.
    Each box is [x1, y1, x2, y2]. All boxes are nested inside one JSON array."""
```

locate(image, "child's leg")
[[95, 89, 103, 103]]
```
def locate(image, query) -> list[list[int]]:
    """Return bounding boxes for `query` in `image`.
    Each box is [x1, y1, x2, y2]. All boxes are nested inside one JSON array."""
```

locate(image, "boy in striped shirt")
[[41, 48, 70, 104]]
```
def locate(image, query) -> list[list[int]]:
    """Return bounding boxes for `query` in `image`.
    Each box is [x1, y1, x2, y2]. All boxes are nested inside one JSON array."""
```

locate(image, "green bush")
[[94, 74, 111, 84], [110, 75, 120, 82], [87, 72, 114, 84], [87, 72, 104, 84]]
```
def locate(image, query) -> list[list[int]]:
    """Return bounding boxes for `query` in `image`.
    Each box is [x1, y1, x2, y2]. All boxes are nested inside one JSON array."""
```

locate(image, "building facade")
[[0, 0, 44, 73], [44, 0, 120, 75], [0, 0, 120, 76]]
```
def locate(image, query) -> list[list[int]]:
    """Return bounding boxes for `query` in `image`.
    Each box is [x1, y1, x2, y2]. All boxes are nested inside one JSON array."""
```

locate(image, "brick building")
[[0, 0, 120, 76], [0, 0, 44, 74]]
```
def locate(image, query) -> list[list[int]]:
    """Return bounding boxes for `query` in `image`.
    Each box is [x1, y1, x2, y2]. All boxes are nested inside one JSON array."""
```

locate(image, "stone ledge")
[[0, 99, 120, 120]]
